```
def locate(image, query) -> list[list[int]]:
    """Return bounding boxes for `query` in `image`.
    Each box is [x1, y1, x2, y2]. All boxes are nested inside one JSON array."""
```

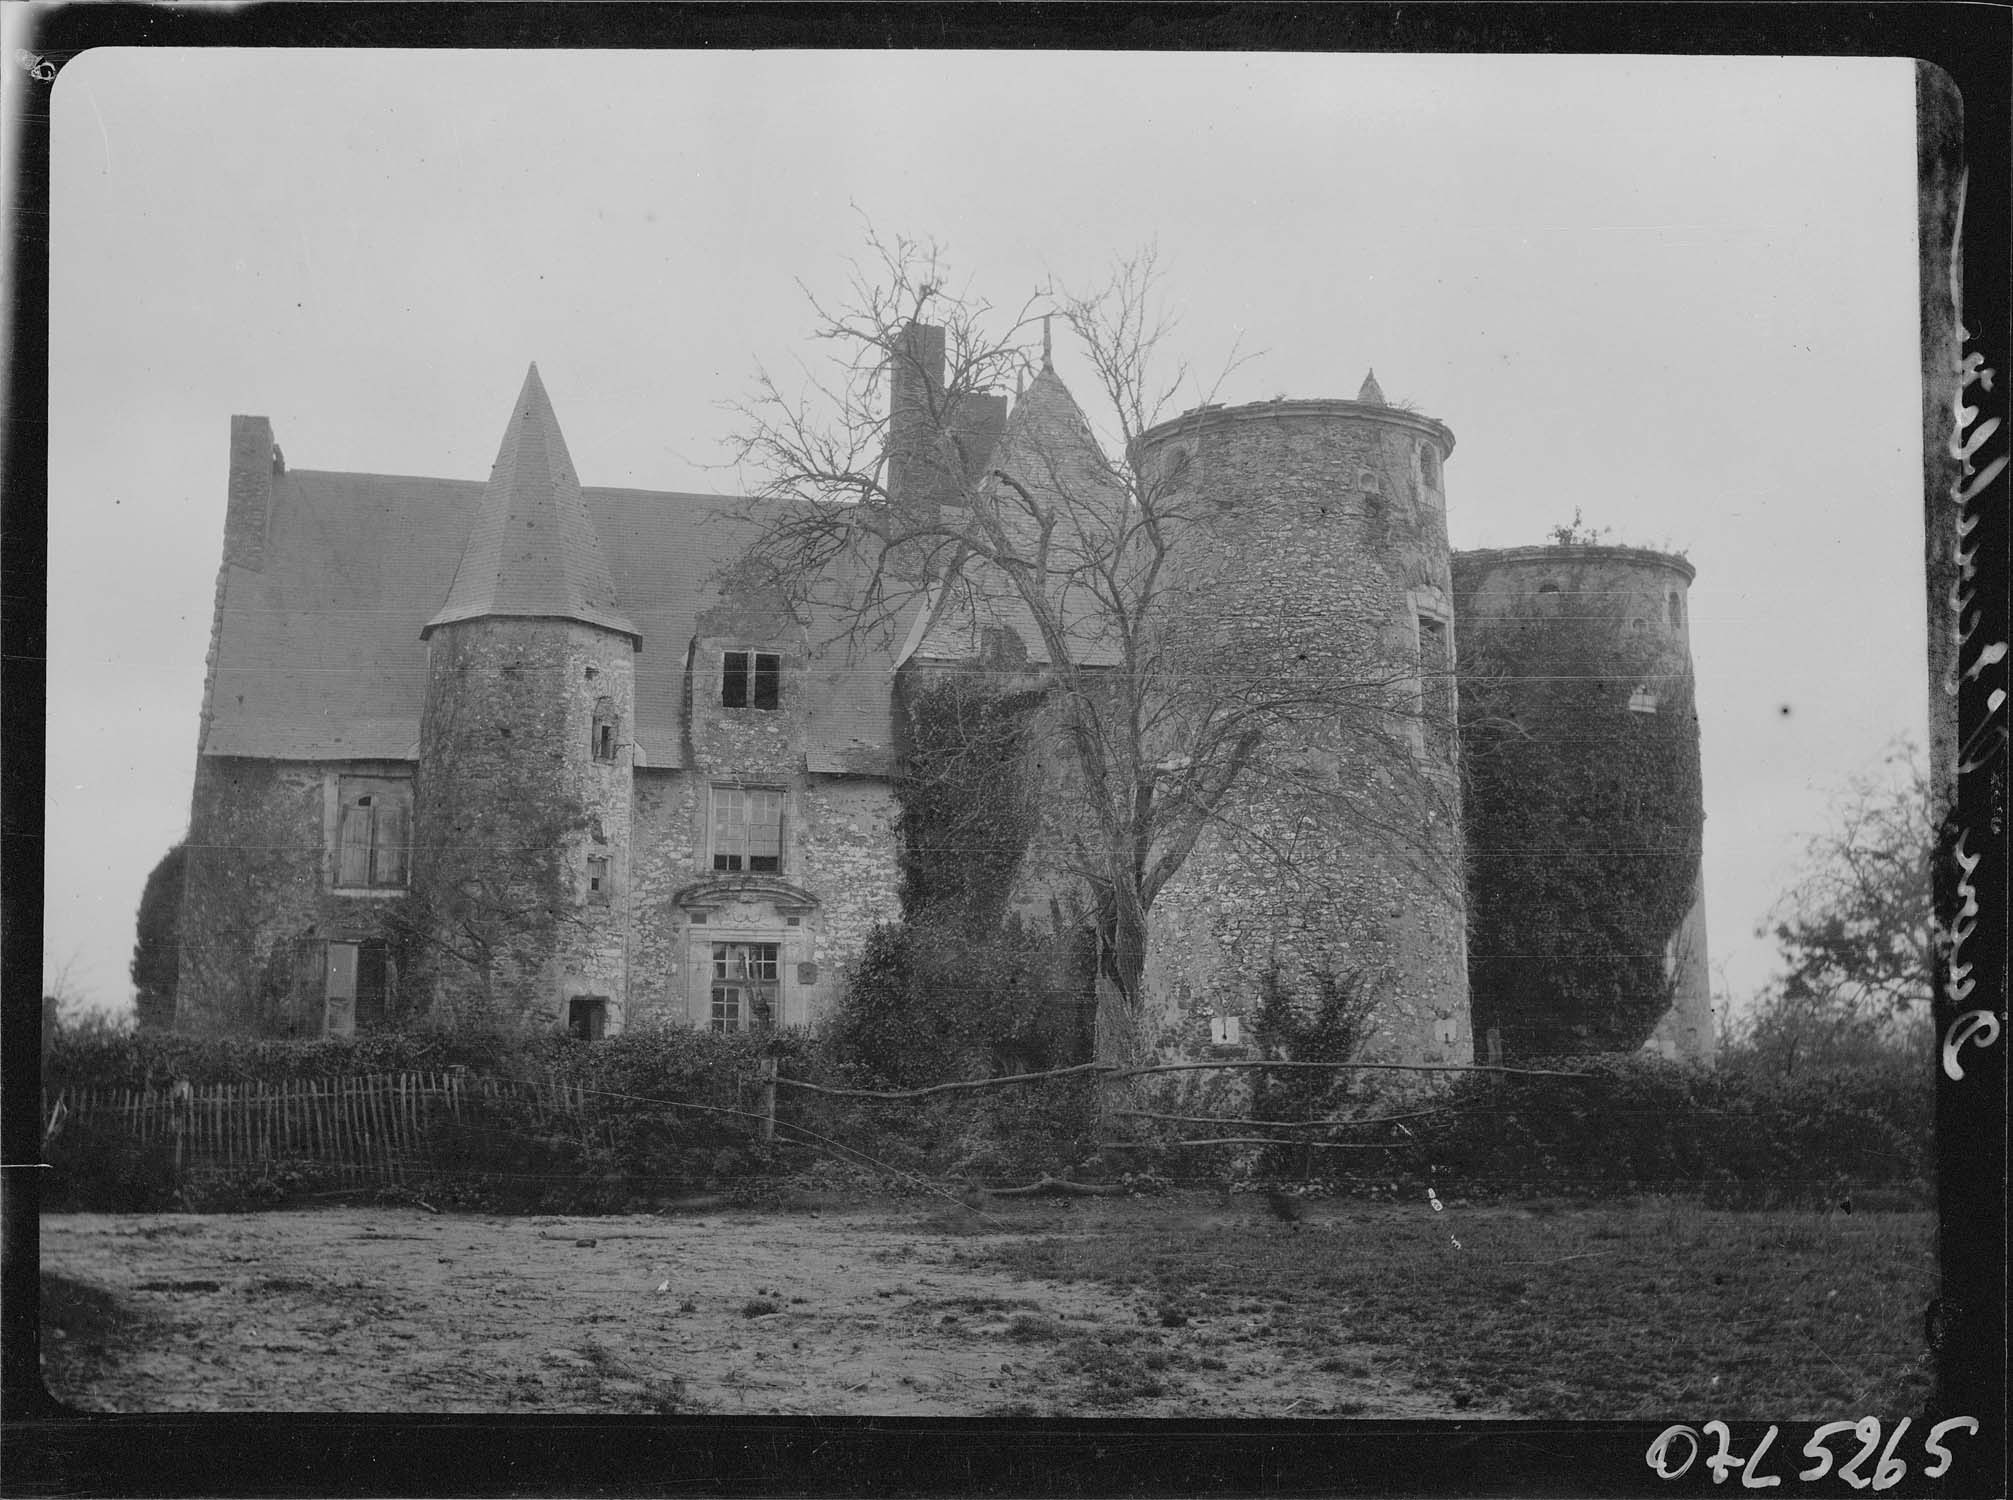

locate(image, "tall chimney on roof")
[[887, 321, 947, 533], [223, 415, 278, 573]]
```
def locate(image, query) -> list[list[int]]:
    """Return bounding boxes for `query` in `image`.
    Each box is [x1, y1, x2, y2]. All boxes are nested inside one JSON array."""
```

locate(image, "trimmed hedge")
[[1400, 1053, 1932, 1206]]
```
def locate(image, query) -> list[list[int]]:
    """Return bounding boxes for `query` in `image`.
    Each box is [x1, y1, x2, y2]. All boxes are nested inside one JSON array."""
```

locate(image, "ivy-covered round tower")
[[1452, 544, 1711, 1062], [407, 365, 640, 1035], [1129, 374, 1473, 1066]]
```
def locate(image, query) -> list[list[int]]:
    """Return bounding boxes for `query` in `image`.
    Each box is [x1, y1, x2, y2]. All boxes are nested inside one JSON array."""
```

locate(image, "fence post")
[[758, 1056, 777, 1144]]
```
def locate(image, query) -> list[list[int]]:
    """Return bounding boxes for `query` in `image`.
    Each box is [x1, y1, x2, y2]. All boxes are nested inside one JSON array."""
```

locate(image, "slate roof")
[[424, 365, 637, 641], [199, 470, 907, 773], [909, 364, 1127, 669]]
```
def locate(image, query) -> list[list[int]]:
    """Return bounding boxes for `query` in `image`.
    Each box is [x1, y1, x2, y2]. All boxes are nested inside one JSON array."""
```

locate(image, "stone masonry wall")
[[1130, 400, 1472, 1064], [623, 630, 904, 1034], [624, 768, 901, 1032], [175, 755, 413, 1035], [410, 616, 634, 1030]]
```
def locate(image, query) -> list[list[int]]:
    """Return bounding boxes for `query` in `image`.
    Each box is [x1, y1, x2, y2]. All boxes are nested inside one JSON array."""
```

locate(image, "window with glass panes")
[[710, 942, 779, 1031], [721, 651, 781, 710], [712, 786, 783, 872]]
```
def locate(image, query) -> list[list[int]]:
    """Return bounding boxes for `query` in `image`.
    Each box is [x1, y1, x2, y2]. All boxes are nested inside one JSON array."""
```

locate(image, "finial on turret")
[[1041, 314, 1053, 371], [1358, 369, 1387, 405]]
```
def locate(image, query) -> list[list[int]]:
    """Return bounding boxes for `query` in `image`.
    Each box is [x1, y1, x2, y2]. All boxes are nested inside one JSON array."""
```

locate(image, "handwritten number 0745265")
[[1646, 1416, 1979, 1487]]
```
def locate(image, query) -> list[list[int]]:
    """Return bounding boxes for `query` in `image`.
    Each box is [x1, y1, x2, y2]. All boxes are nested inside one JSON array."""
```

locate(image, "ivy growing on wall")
[[894, 672, 1045, 927], [820, 671, 1092, 1078], [1458, 582, 1704, 1058]]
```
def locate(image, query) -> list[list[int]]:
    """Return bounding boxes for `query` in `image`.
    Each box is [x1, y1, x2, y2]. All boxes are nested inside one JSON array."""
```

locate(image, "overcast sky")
[[45, 49, 1923, 1023]]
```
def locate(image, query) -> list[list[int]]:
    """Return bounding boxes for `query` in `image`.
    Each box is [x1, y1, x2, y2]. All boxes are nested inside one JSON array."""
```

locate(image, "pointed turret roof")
[[1357, 368, 1387, 405], [423, 365, 638, 642]]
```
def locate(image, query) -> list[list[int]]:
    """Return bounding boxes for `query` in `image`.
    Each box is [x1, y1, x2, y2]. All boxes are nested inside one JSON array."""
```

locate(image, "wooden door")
[[325, 942, 358, 1036]]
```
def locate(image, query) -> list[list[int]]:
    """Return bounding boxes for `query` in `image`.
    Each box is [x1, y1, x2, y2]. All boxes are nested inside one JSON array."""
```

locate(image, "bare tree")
[[728, 229, 1461, 1062]]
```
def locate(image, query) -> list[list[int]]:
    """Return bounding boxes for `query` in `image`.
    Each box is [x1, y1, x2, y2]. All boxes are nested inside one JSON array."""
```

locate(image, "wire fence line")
[[44, 1051, 1501, 1189]]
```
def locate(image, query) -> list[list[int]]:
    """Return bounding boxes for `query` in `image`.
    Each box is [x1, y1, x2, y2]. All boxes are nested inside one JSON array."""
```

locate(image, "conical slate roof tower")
[[411, 364, 637, 1032], [425, 364, 637, 643]]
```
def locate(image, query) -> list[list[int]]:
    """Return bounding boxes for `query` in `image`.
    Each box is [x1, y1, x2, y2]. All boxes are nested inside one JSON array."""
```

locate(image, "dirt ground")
[[39, 1196, 1470, 1417]]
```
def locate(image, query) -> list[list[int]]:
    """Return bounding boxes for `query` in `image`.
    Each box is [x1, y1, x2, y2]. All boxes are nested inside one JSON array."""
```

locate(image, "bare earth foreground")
[[40, 1200, 1468, 1418]]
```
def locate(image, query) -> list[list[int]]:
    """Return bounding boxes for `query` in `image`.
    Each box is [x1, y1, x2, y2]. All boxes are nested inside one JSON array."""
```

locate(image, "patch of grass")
[[1315, 1353, 1373, 1378], [579, 1340, 693, 1413], [740, 1298, 782, 1318], [1004, 1312, 1063, 1343], [953, 1194, 1933, 1419], [934, 1293, 1044, 1314], [1060, 1331, 1168, 1407]]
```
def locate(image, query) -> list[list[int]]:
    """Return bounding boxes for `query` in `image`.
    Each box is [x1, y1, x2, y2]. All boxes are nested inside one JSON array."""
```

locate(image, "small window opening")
[[586, 854, 611, 900], [591, 697, 618, 762], [1210, 1015, 1242, 1047], [1416, 613, 1452, 746], [568, 996, 609, 1042], [721, 651, 782, 710], [1420, 445, 1441, 488], [1668, 591, 1683, 627]]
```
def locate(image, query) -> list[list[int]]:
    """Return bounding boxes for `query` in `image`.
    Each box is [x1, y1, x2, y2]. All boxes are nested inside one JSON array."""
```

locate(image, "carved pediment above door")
[[672, 874, 821, 922]]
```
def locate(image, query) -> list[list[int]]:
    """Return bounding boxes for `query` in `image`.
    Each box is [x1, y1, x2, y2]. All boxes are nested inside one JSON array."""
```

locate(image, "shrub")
[[42, 1116, 179, 1212], [1393, 1052, 1930, 1206]]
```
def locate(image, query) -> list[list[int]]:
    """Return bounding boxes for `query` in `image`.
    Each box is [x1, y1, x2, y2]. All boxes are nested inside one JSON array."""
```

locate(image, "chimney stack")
[[887, 322, 948, 531], [224, 415, 278, 572]]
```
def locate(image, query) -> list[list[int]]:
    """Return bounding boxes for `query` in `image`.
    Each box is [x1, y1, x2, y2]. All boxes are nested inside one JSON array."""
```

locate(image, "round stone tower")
[[411, 366, 639, 1035], [1129, 375, 1472, 1066], [1452, 544, 1711, 1062]]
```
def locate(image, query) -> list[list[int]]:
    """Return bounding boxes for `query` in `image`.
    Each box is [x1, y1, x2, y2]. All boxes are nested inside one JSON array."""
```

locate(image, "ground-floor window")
[[710, 942, 779, 1032]]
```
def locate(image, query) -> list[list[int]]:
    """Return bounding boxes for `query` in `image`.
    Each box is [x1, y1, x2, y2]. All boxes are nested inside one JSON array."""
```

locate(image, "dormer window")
[[722, 651, 781, 711]]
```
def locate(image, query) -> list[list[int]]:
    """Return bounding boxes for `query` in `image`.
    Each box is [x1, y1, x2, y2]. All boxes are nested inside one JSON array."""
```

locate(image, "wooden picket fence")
[[45, 1070, 598, 1187]]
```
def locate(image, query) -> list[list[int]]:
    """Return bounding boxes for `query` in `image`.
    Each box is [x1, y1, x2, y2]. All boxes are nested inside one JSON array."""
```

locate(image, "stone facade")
[[409, 615, 636, 1030], [1128, 396, 1471, 1065], [176, 339, 1709, 1066]]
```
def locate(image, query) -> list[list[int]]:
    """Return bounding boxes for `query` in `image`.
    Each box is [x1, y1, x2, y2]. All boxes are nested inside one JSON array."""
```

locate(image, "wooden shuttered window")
[[711, 786, 784, 872], [335, 777, 411, 889]]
